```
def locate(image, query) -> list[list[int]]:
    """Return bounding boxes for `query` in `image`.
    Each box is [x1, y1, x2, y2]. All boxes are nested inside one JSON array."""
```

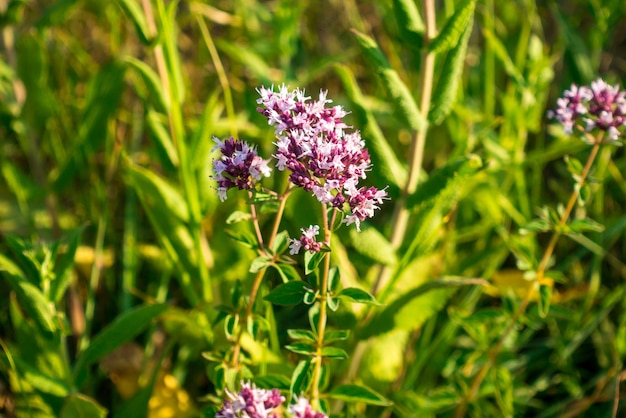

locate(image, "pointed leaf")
[[74, 303, 167, 386], [13, 356, 70, 396], [360, 278, 486, 338], [538, 283, 552, 318], [124, 56, 169, 112], [429, 13, 473, 124], [334, 64, 406, 188], [347, 225, 397, 265], [249, 256, 271, 273], [285, 343, 316, 356], [351, 30, 427, 132], [124, 163, 189, 222], [1, 260, 57, 336], [337, 287, 381, 306], [287, 329, 317, 342], [304, 251, 326, 275], [406, 155, 482, 209], [429, 0, 475, 54], [392, 0, 424, 47], [60, 394, 107, 418], [320, 346, 347, 359], [329, 384, 392, 406], [116, 0, 152, 45], [290, 360, 311, 398], [264, 281, 310, 305]]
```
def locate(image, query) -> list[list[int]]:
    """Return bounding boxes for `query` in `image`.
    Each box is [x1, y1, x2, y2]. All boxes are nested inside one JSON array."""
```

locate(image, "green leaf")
[[273, 263, 301, 283], [226, 211, 252, 224], [74, 304, 168, 386], [60, 394, 107, 418], [429, 0, 475, 54], [290, 360, 311, 398], [429, 12, 473, 124], [351, 30, 427, 133], [53, 61, 126, 191], [347, 225, 397, 266], [327, 295, 339, 312], [124, 57, 169, 112], [337, 287, 381, 306], [287, 329, 317, 342], [520, 219, 552, 234], [334, 64, 407, 189], [225, 229, 258, 249], [303, 289, 317, 305], [329, 384, 392, 406], [360, 278, 486, 338], [251, 375, 291, 390], [216, 40, 273, 85], [392, 0, 424, 47], [328, 267, 340, 293], [406, 155, 482, 210], [285, 343, 316, 356], [249, 256, 271, 273], [321, 346, 348, 359], [13, 356, 70, 396], [324, 330, 350, 343], [271, 230, 291, 255], [482, 28, 525, 85], [304, 251, 326, 275], [51, 226, 85, 303], [568, 218, 605, 233], [124, 163, 189, 223], [264, 281, 310, 305], [224, 314, 238, 339], [145, 109, 178, 170], [116, 0, 152, 45], [1, 260, 57, 336], [538, 284, 552, 318]]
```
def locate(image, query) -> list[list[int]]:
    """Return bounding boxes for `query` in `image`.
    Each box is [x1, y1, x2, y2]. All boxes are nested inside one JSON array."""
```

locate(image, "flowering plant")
[[210, 85, 388, 413]]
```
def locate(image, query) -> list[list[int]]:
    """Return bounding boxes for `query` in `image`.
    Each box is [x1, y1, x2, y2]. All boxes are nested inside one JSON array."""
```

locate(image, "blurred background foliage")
[[0, 0, 626, 416]]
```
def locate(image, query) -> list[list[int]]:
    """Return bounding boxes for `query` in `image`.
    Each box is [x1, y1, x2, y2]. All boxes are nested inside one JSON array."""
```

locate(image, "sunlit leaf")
[[351, 30, 427, 133], [264, 281, 310, 305], [329, 384, 392, 406]]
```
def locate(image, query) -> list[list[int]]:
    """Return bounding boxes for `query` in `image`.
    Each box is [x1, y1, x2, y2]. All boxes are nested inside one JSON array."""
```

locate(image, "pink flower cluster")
[[216, 382, 284, 418], [288, 397, 328, 418], [256, 85, 387, 231], [548, 78, 626, 141], [212, 137, 272, 202], [289, 225, 322, 255], [215, 382, 327, 418]]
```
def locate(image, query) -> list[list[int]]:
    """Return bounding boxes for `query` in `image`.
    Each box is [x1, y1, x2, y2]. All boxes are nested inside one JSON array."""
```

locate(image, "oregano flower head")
[[288, 397, 328, 418], [256, 84, 388, 231], [216, 382, 285, 418], [548, 78, 626, 141], [212, 137, 272, 202]]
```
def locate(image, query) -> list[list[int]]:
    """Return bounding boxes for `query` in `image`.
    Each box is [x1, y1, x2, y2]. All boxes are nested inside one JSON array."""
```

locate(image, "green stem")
[[453, 140, 603, 418], [230, 188, 291, 368], [311, 206, 336, 406]]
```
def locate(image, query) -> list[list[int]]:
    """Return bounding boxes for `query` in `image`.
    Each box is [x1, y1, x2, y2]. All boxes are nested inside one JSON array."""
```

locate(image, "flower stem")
[[453, 141, 602, 418], [231, 187, 291, 368], [311, 206, 336, 405]]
